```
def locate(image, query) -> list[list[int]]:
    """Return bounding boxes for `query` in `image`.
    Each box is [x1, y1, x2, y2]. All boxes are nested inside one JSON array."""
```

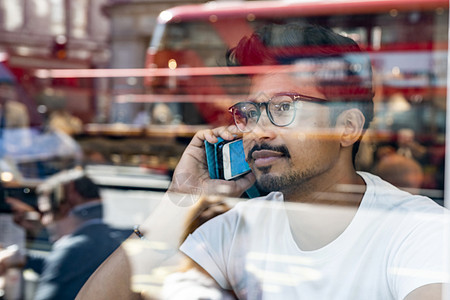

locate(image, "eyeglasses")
[[229, 92, 327, 132]]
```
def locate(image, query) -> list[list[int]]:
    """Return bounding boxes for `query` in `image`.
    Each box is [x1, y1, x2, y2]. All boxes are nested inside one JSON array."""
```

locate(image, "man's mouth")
[[247, 143, 290, 168], [252, 150, 285, 168]]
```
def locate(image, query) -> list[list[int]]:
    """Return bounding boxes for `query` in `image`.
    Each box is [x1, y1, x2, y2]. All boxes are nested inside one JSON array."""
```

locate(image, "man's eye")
[[274, 103, 292, 112], [247, 110, 259, 118]]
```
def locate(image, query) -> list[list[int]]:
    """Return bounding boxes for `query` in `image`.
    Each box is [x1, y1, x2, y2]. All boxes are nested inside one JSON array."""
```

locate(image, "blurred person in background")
[[373, 153, 424, 192], [0, 82, 29, 129], [78, 23, 448, 300], [396, 128, 427, 163], [38, 90, 83, 136], [0, 169, 130, 300], [47, 108, 83, 136]]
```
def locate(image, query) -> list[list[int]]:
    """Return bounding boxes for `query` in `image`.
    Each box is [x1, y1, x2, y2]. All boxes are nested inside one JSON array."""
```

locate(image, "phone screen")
[[222, 139, 251, 180]]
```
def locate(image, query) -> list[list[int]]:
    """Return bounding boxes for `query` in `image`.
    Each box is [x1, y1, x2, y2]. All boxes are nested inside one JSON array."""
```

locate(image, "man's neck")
[[282, 163, 366, 205], [282, 169, 366, 251]]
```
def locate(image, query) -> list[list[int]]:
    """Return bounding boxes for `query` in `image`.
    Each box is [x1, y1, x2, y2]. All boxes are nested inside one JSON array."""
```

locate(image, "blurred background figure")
[[396, 128, 427, 162], [151, 103, 175, 125], [160, 196, 237, 300], [47, 108, 83, 136], [0, 82, 29, 129], [373, 153, 424, 192], [0, 169, 131, 300], [0, 179, 30, 300]]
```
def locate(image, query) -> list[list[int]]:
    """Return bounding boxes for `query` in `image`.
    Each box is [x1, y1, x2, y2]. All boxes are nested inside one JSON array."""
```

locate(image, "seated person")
[[0, 170, 131, 300]]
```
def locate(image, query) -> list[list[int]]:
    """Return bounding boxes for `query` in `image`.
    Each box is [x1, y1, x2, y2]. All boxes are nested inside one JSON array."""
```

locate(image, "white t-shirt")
[[161, 268, 237, 300], [180, 172, 449, 300]]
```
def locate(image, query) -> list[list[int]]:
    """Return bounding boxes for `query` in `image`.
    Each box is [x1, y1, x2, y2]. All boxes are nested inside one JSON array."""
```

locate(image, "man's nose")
[[249, 111, 278, 141]]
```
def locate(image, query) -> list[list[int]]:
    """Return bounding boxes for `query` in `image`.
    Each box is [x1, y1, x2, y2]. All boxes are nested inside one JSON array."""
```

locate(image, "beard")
[[247, 142, 328, 196], [255, 167, 316, 196]]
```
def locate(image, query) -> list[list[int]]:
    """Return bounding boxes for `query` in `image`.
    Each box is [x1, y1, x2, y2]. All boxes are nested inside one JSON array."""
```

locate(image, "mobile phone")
[[221, 139, 251, 180], [205, 138, 250, 180], [205, 138, 260, 198], [205, 137, 222, 180], [0, 186, 38, 213], [215, 140, 226, 179]]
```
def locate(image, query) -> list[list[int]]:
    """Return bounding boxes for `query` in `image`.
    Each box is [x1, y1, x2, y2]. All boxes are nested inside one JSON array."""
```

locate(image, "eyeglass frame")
[[228, 92, 328, 132]]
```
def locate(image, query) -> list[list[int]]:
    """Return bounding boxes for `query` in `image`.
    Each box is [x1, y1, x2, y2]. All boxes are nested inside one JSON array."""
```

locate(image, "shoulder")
[[359, 171, 445, 214], [51, 224, 126, 259], [359, 172, 448, 248]]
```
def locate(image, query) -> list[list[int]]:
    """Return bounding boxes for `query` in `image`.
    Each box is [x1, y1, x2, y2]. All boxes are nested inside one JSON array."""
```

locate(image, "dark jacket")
[[28, 203, 131, 300]]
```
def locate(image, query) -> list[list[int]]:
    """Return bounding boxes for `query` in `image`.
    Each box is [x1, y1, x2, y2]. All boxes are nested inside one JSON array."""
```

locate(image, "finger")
[[191, 128, 229, 148], [189, 129, 217, 147], [212, 126, 245, 142], [226, 124, 243, 137], [6, 197, 34, 212], [192, 126, 242, 148], [5, 197, 20, 205], [203, 129, 221, 144]]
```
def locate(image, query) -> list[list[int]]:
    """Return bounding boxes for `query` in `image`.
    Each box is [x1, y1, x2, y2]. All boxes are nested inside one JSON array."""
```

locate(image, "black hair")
[[45, 174, 100, 212], [73, 176, 101, 200], [227, 23, 374, 166]]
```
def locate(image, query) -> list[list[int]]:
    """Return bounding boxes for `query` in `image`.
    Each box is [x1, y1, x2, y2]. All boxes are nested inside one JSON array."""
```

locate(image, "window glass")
[[0, 1, 448, 299]]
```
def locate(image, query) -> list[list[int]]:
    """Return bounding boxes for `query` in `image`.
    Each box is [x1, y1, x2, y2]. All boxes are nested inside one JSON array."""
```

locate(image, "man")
[[173, 24, 448, 299], [0, 170, 130, 300], [77, 24, 448, 299]]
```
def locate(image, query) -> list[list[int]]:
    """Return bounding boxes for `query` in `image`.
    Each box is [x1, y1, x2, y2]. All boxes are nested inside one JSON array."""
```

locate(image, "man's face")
[[39, 182, 78, 225], [242, 73, 342, 195], [38, 182, 77, 241]]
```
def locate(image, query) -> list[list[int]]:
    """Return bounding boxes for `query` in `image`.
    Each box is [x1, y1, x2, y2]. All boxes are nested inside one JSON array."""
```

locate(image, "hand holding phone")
[[169, 127, 257, 199], [205, 138, 260, 198]]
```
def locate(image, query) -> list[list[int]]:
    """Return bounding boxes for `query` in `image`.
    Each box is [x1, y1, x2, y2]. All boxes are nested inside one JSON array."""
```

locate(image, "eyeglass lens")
[[233, 95, 296, 132]]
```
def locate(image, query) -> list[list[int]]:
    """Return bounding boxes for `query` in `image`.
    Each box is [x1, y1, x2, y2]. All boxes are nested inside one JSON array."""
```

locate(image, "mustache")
[[247, 143, 291, 160]]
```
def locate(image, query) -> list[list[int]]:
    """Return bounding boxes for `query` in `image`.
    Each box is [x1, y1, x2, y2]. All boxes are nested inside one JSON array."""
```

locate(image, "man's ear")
[[337, 109, 365, 147]]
